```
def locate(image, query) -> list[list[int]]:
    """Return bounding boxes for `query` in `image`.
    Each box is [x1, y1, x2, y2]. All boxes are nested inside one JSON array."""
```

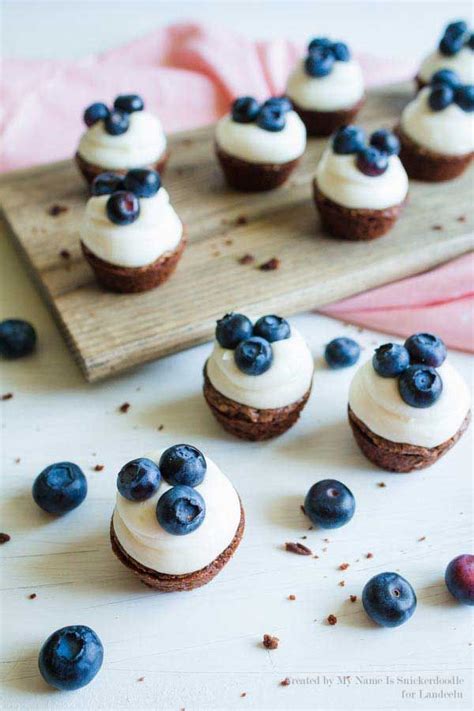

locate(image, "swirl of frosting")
[[315, 148, 408, 210], [401, 87, 474, 156], [349, 359, 470, 448], [207, 325, 314, 409], [418, 47, 474, 85], [113, 453, 241, 575], [78, 111, 167, 169], [286, 58, 364, 111], [215, 111, 306, 164], [80, 188, 183, 268]]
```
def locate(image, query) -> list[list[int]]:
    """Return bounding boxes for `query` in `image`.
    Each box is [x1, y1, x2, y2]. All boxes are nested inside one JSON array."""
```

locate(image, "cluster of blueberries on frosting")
[[427, 69, 474, 112], [117, 445, 207, 536], [331, 125, 400, 177], [216, 313, 291, 375], [372, 333, 447, 408], [83, 94, 145, 135], [231, 96, 293, 132], [438, 20, 473, 57], [303, 36, 351, 78], [90, 169, 161, 226]]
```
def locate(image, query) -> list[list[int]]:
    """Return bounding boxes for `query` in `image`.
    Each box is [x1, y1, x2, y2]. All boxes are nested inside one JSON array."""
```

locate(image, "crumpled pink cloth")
[[1, 22, 472, 351]]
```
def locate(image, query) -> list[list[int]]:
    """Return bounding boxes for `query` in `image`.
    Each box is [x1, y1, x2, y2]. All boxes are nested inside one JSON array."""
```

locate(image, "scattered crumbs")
[[280, 678, 290, 687], [366, 552, 373, 559], [457, 215, 466, 222], [48, 204, 68, 217], [0, 533, 11, 544], [158, 424, 164, 431], [238, 253, 255, 265], [377, 482, 386, 488], [350, 595, 358, 603], [300, 535, 307, 540], [308, 526, 313, 531], [313, 554, 319, 559], [28, 593, 37, 600], [339, 563, 349, 571], [327, 614, 338, 626], [288, 594, 296, 601], [285, 541, 312, 556], [263, 634, 279, 650], [15, 457, 21, 464], [137, 677, 144, 682], [93, 464, 104, 472], [431, 224, 443, 231], [59, 249, 71, 260], [259, 257, 280, 271], [338, 581, 345, 587], [119, 402, 130, 413], [418, 536, 426, 542], [300, 504, 306, 515], [1, 393, 13, 401], [240, 691, 247, 697], [323, 538, 330, 543], [225, 238, 233, 246], [236, 215, 248, 226]]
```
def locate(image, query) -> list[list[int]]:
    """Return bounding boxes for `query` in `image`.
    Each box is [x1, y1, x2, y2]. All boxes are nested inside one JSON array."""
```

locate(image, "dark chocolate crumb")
[[119, 402, 130, 413], [259, 257, 280, 271], [137, 677, 144, 682], [280, 678, 290, 687], [323, 538, 330, 543], [327, 614, 337, 626], [48, 204, 68, 217], [15, 458, 21, 464], [339, 563, 349, 571], [366, 552, 373, 559], [288, 594, 296, 601], [431, 224, 443, 231], [236, 215, 248, 226], [59, 249, 71, 260], [28, 593, 37, 600], [338, 581, 345, 587], [457, 215, 466, 222], [240, 692, 247, 697], [0, 533, 11, 544], [418, 536, 426, 542], [225, 238, 233, 245], [300, 504, 306, 515], [285, 541, 312, 556], [377, 482, 386, 488], [93, 464, 104, 472], [300, 535, 307, 540], [1, 393, 13, 401], [158, 424, 164, 431], [238, 253, 255, 265], [313, 554, 319, 559], [350, 595, 357, 603], [263, 634, 279, 650]]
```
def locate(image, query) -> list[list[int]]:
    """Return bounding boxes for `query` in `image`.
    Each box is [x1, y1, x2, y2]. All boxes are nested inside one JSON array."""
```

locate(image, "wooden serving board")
[[0, 82, 472, 382]]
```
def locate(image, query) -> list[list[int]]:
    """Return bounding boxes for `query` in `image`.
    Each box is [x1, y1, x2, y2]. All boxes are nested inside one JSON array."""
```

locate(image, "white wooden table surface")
[[0, 226, 472, 710]]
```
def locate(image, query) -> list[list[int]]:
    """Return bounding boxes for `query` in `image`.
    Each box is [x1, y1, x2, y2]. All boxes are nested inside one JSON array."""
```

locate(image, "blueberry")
[[428, 84, 454, 111], [156, 485, 205, 535], [256, 105, 286, 132], [332, 125, 366, 155], [332, 41, 351, 61], [32, 462, 87, 515], [106, 191, 140, 226], [159, 444, 206, 487], [398, 365, 443, 408], [444, 20, 468, 38], [404, 332, 447, 367], [262, 96, 293, 113], [308, 37, 332, 52], [104, 110, 130, 136], [91, 172, 124, 196], [356, 146, 389, 176], [304, 479, 355, 529], [113, 94, 144, 113], [362, 572, 417, 627], [234, 337, 273, 375], [304, 49, 335, 78], [372, 343, 410, 378], [439, 34, 464, 56], [123, 169, 161, 197], [369, 129, 400, 156], [455, 84, 474, 112], [445, 554, 474, 605], [430, 68, 460, 88], [38, 625, 103, 691], [324, 337, 360, 369], [117, 458, 161, 501], [215, 313, 253, 349], [253, 315, 291, 343], [231, 96, 260, 123], [0, 319, 37, 359], [83, 102, 109, 127]]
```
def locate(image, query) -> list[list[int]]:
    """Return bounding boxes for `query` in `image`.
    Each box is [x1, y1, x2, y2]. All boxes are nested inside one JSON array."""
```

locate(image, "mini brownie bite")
[[80, 169, 185, 293], [398, 70, 474, 181], [286, 36, 365, 136], [417, 20, 474, 88], [110, 446, 244, 591], [76, 94, 169, 185], [203, 313, 314, 440], [215, 96, 306, 191], [314, 125, 408, 240], [348, 333, 471, 472]]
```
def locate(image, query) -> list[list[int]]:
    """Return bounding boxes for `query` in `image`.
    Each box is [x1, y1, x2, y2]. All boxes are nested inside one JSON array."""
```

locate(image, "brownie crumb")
[[431, 224, 443, 231], [1, 393, 13, 401], [238, 253, 255, 265], [225, 238, 233, 246], [366, 552, 373, 559], [0, 533, 11, 544], [15, 458, 21, 464], [285, 541, 312, 556], [300, 504, 306, 515], [280, 678, 290, 687], [137, 677, 144, 682], [259, 257, 280, 271], [263, 634, 279, 650], [119, 402, 130, 413], [158, 424, 164, 431], [313, 554, 319, 559], [327, 614, 337, 626], [323, 538, 330, 543], [457, 215, 466, 222], [240, 692, 247, 697], [418, 536, 426, 542], [28, 593, 37, 600], [59, 249, 71, 260], [338, 581, 345, 587], [377, 482, 386, 488], [288, 594, 296, 601], [93, 464, 104, 472], [48, 204, 68, 217], [339, 563, 349, 571], [236, 215, 248, 226], [300, 535, 307, 540], [350, 595, 357, 603]]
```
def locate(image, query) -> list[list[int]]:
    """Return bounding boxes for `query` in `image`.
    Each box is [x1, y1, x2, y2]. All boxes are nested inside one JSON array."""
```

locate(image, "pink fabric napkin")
[[1, 22, 472, 351]]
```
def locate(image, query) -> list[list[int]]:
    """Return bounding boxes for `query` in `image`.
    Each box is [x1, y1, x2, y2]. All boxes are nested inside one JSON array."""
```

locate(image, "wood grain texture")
[[0, 82, 472, 382]]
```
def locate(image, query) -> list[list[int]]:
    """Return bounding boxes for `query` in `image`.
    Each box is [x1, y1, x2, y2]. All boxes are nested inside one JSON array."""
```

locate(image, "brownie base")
[[313, 181, 404, 240], [348, 405, 471, 473], [110, 505, 245, 592], [203, 364, 312, 441], [215, 144, 300, 192], [290, 96, 365, 137], [75, 150, 170, 188], [396, 127, 473, 182], [81, 230, 186, 293]]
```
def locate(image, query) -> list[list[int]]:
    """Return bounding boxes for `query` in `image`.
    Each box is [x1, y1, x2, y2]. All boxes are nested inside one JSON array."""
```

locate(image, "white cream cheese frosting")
[[207, 325, 314, 409], [215, 111, 306, 164], [80, 188, 183, 268], [286, 58, 365, 111], [315, 148, 409, 210], [418, 47, 474, 85], [401, 87, 474, 156], [349, 359, 470, 448], [113, 453, 241, 575], [78, 111, 167, 169]]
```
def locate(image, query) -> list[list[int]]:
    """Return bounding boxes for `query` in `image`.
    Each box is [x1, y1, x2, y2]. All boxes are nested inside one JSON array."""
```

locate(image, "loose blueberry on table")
[[445, 554, 474, 605], [38, 625, 104, 691], [156, 485, 206, 535], [304, 479, 355, 529], [234, 336, 273, 375], [0, 319, 37, 359], [362, 572, 417, 627], [32, 462, 87, 515], [324, 337, 360, 369], [159, 444, 207, 487], [117, 458, 161, 501]]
